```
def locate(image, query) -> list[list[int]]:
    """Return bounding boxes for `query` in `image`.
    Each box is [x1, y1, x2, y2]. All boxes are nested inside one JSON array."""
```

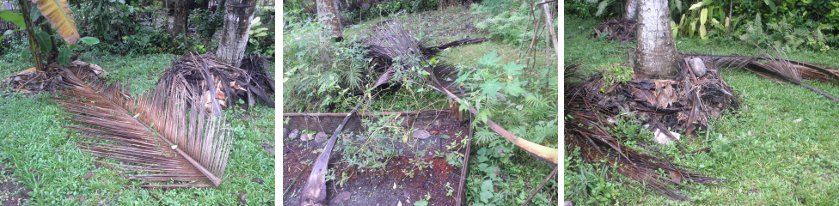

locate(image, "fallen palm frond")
[[282, 109, 449, 117], [159, 54, 274, 114], [364, 20, 486, 75], [566, 53, 839, 200], [687, 54, 839, 103], [566, 76, 722, 200], [56, 69, 231, 188]]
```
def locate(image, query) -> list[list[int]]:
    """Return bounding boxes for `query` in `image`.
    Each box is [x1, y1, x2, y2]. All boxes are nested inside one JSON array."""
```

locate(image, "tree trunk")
[[167, 0, 192, 37], [215, 0, 257, 67], [624, 0, 638, 21], [316, 0, 343, 42], [540, 1, 558, 53], [635, 0, 677, 79], [19, 0, 44, 70]]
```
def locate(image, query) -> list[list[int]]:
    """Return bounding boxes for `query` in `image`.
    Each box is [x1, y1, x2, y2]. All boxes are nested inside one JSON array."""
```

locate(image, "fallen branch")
[[455, 115, 474, 206], [428, 71, 558, 165], [520, 166, 558, 206]]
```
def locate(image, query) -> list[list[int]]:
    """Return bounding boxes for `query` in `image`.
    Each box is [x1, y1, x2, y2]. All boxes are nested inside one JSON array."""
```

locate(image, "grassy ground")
[[0, 52, 275, 205], [285, 5, 558, 205], [565, 17, 839, 205]]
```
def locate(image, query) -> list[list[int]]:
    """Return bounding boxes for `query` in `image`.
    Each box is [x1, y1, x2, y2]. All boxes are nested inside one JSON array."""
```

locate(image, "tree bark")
[[215, 0, 257, 67], [316, 0, 343, 41], [167, 0, 192, 37], [624, 0, 638, 21], [635, 0, 677, 79], [19, 0, 44, 70], [540, 1, 558, 53]]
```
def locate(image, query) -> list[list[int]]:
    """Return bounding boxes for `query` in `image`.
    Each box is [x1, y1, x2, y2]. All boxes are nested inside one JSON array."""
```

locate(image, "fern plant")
[[457, 51, 557, 148]]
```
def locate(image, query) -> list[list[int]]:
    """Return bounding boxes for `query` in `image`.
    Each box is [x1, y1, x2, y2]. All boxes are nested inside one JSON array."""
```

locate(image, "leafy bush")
[[339, 114, 401, 172], [738, 14, 831, 52], [190, 9, 223, 44], [342, 0, 438, 23], [246, 4, 275, 56], [458, 51, 558, 205], [472, 0, 542, 47], [74, 1, 141, 46]]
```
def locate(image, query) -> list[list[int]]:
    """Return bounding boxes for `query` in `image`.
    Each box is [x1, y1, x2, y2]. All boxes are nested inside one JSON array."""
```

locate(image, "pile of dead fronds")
[[686, 54, 839, 103], [567, 53, 839, 200], [158, 54, 274, 114], [1, 61, 103, 94], [594, 19, 637, 42], [363, 20, 485, 94]]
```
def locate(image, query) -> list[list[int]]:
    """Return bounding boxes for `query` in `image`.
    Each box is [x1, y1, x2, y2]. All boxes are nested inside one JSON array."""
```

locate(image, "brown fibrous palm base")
[[566, 54, 839, 200]]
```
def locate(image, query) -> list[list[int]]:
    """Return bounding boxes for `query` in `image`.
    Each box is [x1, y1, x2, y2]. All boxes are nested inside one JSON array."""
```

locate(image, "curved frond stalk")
[[33, 0, 79, 44], [57, 71, 231, 187]]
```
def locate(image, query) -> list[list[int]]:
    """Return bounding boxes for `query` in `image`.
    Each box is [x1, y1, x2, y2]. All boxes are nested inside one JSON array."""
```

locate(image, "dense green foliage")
[[566, 17, 839, 204], [566, 0, 839, 52], [282, 20, 369, 112]]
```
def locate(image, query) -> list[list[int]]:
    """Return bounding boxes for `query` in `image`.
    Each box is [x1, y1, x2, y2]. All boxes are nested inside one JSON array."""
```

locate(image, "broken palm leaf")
[[566, 79, 721, 200], [686, 54, 839, 104], [57, 71, 231, 188], [33, 0, 79, 44]]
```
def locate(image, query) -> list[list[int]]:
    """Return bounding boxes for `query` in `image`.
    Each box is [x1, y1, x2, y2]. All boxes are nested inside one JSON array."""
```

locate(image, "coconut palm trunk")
[[635, 0, 678, 79], [316, 0, 342, 41], [215, 0, 257, 67], [625, 0, 637, 20], [167, 0, 192, 38]]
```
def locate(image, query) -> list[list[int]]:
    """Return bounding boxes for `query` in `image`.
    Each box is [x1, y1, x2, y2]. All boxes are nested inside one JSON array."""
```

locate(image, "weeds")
[[339, 114, 401, 172]]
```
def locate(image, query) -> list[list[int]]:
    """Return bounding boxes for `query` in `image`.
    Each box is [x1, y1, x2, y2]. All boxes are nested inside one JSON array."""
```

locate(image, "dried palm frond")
[[159, 54, 275, 113], [687, 53, 839, 103], [57, 70, 231, 188]]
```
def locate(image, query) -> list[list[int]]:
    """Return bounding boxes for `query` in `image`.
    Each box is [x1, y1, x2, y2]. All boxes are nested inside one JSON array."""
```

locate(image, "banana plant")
[[0, 0, 98, 71]]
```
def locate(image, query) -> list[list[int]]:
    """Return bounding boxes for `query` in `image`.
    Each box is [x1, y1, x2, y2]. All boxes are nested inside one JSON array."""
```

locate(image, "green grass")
[[565, 17, 839, 205], [0, 52, 275, 205]]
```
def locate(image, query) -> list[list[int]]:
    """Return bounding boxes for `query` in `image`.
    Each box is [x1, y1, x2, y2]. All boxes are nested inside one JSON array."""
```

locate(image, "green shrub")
[[738, 14, 831, 52], [472, 0, 541, 47], [246, 4, 276, 56], [283, 19, 370, 112]]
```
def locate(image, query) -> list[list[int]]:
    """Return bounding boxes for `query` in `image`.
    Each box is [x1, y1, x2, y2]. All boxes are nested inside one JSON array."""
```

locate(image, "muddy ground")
[[282, 111, 470, 206]]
